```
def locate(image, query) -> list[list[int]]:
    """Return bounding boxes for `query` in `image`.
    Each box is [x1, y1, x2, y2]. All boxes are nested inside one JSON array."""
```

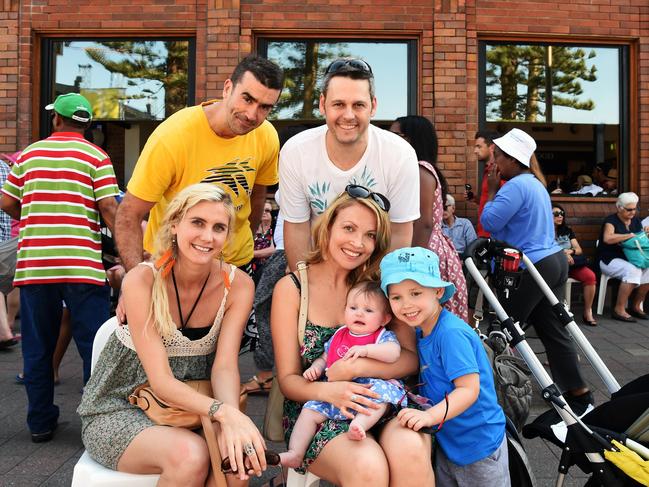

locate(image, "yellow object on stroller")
[[464, 238, 649, 487]]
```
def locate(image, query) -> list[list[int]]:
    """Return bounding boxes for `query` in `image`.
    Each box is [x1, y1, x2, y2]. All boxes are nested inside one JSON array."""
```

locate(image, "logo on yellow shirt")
[[202, 158, 256, 202]]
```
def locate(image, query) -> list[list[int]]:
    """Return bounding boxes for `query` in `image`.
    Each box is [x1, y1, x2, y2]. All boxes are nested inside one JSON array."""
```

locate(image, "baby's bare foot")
[[279, 450, 303, 468], [348, 423, 366, 441]]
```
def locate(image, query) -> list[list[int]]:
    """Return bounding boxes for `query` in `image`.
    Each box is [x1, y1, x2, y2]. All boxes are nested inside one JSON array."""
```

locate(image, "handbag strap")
[[200, 415, 228, 487], [296, 261, 308, 348]]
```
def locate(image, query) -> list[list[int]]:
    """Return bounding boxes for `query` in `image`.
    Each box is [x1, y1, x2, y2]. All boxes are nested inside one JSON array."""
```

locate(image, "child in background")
[[280, 280, 406, 468], [380, 247, 510, 487]]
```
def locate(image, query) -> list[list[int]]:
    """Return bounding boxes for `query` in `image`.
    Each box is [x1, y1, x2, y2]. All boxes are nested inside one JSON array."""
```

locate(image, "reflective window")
[[480, 41, 628, 197], [259, 39, 415, 121], [485, 44, 619, 124], [49, 40, 192, 121]]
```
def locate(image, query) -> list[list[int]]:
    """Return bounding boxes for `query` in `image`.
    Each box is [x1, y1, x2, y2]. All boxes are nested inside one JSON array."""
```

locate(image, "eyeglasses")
[[622, 207, 637, 212], [345, 184, 391, 212], [553, 210, 565, 217], [325, 59, 373, 75]]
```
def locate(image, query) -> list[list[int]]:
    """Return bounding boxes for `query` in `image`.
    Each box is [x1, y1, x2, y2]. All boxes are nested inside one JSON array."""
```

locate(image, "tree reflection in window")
[[485, 44, 618, 124], [263, 40, 411, 121], [52, 40, 190, 120]]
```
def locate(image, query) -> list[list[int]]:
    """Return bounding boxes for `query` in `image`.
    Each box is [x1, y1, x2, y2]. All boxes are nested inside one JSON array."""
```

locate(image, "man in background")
[[1, 93, 118, 443], [442, 194, 477, 255]]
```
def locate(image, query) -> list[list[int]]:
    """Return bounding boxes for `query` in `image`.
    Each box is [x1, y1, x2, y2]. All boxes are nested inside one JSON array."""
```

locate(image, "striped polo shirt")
[[2, 132, 119, 286]]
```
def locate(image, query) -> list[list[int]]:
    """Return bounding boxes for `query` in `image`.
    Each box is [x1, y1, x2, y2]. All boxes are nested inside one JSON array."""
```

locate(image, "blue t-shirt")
[[481, 173, 561, 264], [417, 309, 505, 466]]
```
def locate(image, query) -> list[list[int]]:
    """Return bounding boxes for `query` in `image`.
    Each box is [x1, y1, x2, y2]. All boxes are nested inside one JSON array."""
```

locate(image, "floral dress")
[[419, 160, 469, 323], [282, 322, 346, 473]]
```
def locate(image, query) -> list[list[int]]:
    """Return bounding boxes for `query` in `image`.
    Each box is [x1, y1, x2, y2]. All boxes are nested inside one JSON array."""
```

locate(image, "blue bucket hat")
[[380, 247, 456, 304]]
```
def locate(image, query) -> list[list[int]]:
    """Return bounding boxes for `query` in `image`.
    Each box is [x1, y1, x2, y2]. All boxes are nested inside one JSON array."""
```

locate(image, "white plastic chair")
[[564, 277, 579, 310], [596, 272, 612, 315], [71, 317, 160, 487], [287, 468, 321, 487]]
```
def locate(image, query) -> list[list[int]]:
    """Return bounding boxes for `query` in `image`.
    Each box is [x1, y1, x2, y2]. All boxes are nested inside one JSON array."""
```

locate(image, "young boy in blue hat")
[[380, 247, 510, 486]]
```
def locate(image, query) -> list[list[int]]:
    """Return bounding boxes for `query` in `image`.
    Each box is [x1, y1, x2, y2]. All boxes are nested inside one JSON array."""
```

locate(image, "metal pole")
[[520, 254, 621, 394]]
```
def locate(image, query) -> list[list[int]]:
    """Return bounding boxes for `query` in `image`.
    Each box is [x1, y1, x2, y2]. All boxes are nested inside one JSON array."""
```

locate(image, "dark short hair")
[[595, 161, 612, 174], [57, 113, 91, 131], [475, 130, 500, 146], [321, 61, 375, 99], [231, 54, 285, 90], [349, 280, 390, 312], [396, 116, 438, 165]]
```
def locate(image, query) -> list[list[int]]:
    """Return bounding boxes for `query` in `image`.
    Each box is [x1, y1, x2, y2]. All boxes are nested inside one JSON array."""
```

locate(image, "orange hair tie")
[[155, 248, 176, 279]]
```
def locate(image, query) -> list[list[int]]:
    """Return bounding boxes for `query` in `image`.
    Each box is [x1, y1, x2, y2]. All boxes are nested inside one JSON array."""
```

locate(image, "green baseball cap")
[[45, 93, 93, 123]]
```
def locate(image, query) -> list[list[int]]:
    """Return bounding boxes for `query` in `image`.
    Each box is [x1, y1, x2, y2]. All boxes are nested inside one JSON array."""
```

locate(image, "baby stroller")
[[463, 238, 649, 487]]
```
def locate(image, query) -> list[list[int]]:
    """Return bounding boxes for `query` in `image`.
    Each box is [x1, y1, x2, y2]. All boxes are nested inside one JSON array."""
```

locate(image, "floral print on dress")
[[283, 322, 343, 473], [419, 161, 469, 323]]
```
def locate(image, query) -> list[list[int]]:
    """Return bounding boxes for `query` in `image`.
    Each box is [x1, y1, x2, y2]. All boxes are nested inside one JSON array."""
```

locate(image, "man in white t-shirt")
[[279, 58, 420, 269]]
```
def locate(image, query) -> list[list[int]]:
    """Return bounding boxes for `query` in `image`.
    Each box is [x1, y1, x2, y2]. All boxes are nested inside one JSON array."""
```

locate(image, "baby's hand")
[[303, 363, 324, 381], [343, 345, 367, 361]]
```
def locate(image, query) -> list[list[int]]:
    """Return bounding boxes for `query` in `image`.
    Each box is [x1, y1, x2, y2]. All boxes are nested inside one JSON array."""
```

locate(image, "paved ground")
[[1, 302, 648, 487]]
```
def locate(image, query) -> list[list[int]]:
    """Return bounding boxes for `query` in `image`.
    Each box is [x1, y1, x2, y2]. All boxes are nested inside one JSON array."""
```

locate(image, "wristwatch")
[[208, 400, 223, 419]]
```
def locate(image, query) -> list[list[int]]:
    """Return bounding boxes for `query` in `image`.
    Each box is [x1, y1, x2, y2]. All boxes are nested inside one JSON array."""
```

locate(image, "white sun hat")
[[493, 128, 537, 167]]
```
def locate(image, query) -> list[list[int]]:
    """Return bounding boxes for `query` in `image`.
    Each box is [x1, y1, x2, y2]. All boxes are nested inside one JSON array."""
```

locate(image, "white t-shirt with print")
[[278, 124, 420, 224]]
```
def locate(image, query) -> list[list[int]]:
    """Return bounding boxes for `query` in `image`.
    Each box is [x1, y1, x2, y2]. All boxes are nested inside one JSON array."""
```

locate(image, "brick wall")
[[0, 0, 19, 154], [2, 0, 648, 238], [4, 0, 207, 151]]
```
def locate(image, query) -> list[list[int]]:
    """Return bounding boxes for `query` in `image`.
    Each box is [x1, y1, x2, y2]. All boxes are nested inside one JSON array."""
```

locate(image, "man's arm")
[[97, 196, 118, 236], [284, 220, 311, 271], [115, 192, 155, 271], [0, 194, 20, 220], [390, 221, 413, 251], [248, 184, 267, 236]]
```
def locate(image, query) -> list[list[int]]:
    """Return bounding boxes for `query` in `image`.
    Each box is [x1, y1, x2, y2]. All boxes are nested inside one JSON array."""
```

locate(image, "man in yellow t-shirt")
[[115, 55, 284, 271]]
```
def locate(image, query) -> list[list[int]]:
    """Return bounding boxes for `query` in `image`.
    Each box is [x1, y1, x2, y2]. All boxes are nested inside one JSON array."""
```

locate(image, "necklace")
[[171, 268, 211, 329]]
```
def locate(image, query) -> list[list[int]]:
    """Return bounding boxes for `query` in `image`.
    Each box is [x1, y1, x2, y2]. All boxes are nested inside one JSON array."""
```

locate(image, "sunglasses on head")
[[553, 210, 565, 217], [345, 184, 391, 212], [325, 59, 373, 75]]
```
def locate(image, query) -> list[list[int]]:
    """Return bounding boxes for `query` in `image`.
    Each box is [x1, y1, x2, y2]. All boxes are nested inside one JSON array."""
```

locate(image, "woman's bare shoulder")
[[122, 263, 155, 290], [274, 272, 300, 295], [228, 265, 254, 294]]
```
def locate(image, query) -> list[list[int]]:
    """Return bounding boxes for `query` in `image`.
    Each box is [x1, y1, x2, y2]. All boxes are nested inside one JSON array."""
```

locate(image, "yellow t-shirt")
[[127, 102, 279, 267]]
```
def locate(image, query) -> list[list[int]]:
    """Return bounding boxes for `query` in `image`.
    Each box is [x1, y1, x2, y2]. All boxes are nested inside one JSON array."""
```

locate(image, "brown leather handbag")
[[128, 379, 212, 429], [129, 379, 227, 486]]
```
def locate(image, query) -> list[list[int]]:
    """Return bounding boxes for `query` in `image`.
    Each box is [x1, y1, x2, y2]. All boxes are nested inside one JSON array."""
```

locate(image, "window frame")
[[256, 35, 419, 124], [477, 35, 635, 198], [39, 35, 196, 139]]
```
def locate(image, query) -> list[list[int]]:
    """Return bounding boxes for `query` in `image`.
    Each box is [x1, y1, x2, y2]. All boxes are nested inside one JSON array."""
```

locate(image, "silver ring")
[[350, 394, 358, 402], [243, 443, 255, 456]]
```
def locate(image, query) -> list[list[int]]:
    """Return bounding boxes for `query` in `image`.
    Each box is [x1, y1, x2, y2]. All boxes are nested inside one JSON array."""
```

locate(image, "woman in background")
[[390, 115, 468, 322], [552, 204, 597, 326]]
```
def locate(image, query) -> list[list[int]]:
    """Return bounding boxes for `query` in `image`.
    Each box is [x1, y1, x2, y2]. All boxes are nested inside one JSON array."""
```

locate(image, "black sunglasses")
[[622, 206, 638, 212], [553, 210, 565, 217], [345, 184, 391, 212], [325, 59, 373, 75]]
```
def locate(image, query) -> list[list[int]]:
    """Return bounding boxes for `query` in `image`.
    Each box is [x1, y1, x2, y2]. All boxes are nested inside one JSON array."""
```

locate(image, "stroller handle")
[[462, 237, 523, 264]]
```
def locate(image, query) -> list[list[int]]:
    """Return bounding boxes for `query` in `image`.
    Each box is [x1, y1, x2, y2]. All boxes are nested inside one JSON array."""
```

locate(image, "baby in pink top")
[[280, 280, 406, 468]]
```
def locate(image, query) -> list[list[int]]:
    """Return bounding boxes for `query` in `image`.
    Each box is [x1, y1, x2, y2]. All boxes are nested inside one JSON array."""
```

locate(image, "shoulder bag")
[[262, 261, 309, 442], [129, 379, 227, 486], [475, 324, 533, 432], [620, 232, 649, 269]]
